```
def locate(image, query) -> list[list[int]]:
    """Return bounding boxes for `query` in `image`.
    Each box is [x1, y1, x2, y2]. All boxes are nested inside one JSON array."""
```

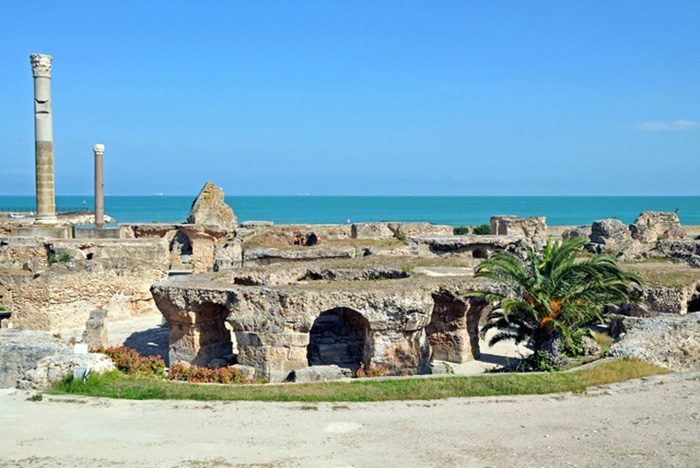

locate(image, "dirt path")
[[1, 371, 698, 468]]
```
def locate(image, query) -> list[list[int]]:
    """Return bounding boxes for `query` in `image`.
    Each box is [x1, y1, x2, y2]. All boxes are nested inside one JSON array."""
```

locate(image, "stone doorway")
[[307, 307, 368, 371]]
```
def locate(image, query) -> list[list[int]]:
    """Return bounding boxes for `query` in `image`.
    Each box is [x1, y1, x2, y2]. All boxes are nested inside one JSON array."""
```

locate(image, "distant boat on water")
[[153, 193, 164, 196], [296, 193, 310, 197]]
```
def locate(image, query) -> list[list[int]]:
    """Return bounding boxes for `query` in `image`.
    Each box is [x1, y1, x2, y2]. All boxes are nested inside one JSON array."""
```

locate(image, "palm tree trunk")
[[533, 330, 564, 370]]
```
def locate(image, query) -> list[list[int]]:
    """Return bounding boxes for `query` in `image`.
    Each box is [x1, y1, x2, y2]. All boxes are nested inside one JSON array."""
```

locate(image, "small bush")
[[48, 252, 74, 265], [453, 226, 470, 235], [91, 346, 165, 378], [472, 224, 492, 235], [397, 234, 407, 241], [401, 265, 413, 274]]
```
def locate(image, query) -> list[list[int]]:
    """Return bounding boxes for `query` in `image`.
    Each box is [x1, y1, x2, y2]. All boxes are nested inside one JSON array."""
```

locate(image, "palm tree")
[[467, 237, 642, 370]]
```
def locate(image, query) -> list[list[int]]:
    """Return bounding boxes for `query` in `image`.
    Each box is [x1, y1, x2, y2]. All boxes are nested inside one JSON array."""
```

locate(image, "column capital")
[[30, 54, 53, 78], [93, 144, 105, 155]]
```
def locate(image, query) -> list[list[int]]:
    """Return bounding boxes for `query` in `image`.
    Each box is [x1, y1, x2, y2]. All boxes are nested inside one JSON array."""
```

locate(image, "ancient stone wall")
[[0, 238, 169, 331]]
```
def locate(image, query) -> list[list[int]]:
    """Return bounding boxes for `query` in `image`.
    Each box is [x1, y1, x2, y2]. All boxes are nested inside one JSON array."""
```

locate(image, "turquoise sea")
[[1, 196, 699, 226]]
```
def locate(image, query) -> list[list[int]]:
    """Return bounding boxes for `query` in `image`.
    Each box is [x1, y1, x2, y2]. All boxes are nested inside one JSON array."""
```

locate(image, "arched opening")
[[307, 307, 368, 371], [473, 248, 489, 259], [688, 290, 700, 313]]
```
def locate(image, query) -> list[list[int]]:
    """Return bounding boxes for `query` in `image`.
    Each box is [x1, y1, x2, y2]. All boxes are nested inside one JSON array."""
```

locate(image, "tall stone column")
[[30, 54, 58, 226], [93, 144, 105, 228]]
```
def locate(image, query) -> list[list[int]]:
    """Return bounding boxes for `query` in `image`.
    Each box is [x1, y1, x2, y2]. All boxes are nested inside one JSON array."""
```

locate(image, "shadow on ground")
[[123, 327, 170, 366]]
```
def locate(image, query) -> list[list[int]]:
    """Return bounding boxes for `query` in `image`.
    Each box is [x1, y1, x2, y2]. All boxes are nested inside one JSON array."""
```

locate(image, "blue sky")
[[1, 1, 699, 196]]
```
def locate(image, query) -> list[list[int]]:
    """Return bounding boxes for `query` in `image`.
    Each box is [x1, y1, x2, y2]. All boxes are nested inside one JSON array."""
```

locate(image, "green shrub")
[[472, 224, 492, 235], [48, 252, 74, 265], [397, 234, 407, 241], [453, 226, 470, 235]]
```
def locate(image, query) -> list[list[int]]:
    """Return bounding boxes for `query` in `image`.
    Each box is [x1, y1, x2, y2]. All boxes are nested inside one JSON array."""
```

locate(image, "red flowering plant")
[[90, 345, 166, 378], [168, 361, 248, 384], [354, 361, 388, 378]]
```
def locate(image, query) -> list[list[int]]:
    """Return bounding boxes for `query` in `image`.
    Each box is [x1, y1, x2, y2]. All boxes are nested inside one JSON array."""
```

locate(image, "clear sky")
[[1, 1, 698, 196]]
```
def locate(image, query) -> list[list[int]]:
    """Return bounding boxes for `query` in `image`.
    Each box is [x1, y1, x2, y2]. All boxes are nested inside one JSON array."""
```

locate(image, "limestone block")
[[561, 225, 592, 242], [287, 365, 350, 383], [490, 216, 547, 239], [0, 330, 70, 388], [18, 352, 115, 390], [629, 211, 685, 244], [186, 181, 237, 231], [351, 223, 394, 240], [82, 308, 108, 347], [587, 219, 634, 253]]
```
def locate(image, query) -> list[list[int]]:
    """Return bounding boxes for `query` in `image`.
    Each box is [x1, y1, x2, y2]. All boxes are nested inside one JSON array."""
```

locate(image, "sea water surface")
[[1, 196, 699, 226]]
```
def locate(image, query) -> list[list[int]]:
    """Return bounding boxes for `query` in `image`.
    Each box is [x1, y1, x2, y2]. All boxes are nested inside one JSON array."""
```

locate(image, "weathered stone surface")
[[410, 235, 519, 258], [18, 351, 114, 390], [426, 293, 489, 363], [490, 216, 547, 239], [629, 211, 685, 244], [287, 365, 350, 383], [387, 222, 452, 237], [152, 276, 434, 381], [627, 285, 698, 317], [0, 330, 70, 388], [231, 364, 256, 380], [587, 219, 634, 253], [608, 313, 700, 371], [243, 247, 355, 266], [186, 181, 237, 230], [561, 225, 592, 242], [82, 309, 108, 347], [0, 238, 169, 330], [351, 223, 394, 240], [213, 238, 243, 271], [656, 240, 700, 268]]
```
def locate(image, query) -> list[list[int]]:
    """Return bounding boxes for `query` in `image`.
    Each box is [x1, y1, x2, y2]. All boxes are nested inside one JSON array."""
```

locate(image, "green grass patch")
[[47, 359, 666, 403]]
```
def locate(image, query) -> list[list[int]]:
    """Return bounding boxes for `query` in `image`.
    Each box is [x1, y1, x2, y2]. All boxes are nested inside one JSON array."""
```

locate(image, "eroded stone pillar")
[[30, 54, 58, 226], [93, 144, 105, 228]]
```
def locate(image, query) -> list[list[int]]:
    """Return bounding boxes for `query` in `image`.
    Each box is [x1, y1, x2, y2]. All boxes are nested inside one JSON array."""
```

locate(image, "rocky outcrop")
[[351, 223, 395, 240], [186, 181, 237, 231], [562, 225, 592, 242], [656, 240, 700, 268], [18, 350, 114, 390], [608, 313, 700, 371], [0, 330, 70, 388], [629, 211, 685, 244], [490, 216, 547, 239], [586, 219, 634, 253]]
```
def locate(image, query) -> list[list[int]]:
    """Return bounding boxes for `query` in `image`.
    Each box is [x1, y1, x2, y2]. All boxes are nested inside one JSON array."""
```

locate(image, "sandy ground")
[[0, 371, 697, 468]]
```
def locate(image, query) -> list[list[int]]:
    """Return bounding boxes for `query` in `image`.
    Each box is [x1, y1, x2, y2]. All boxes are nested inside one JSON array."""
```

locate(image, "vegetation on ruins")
[[472, 224, 492, 235], [453, 226, 470, 235], [468, 237, 643, 371], [47, 251, 74, 265], [49, 359, 665, 402]]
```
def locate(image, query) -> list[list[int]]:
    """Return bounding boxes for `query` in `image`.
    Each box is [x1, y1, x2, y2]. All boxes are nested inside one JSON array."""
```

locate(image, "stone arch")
[[307, 307, 369, 370], [169, 231, 193, 267], [426, 293, 486, 363]]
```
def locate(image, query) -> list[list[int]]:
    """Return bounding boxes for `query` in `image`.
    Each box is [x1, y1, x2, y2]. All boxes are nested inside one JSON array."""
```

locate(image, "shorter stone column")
[[93, 144, 105, 228]]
